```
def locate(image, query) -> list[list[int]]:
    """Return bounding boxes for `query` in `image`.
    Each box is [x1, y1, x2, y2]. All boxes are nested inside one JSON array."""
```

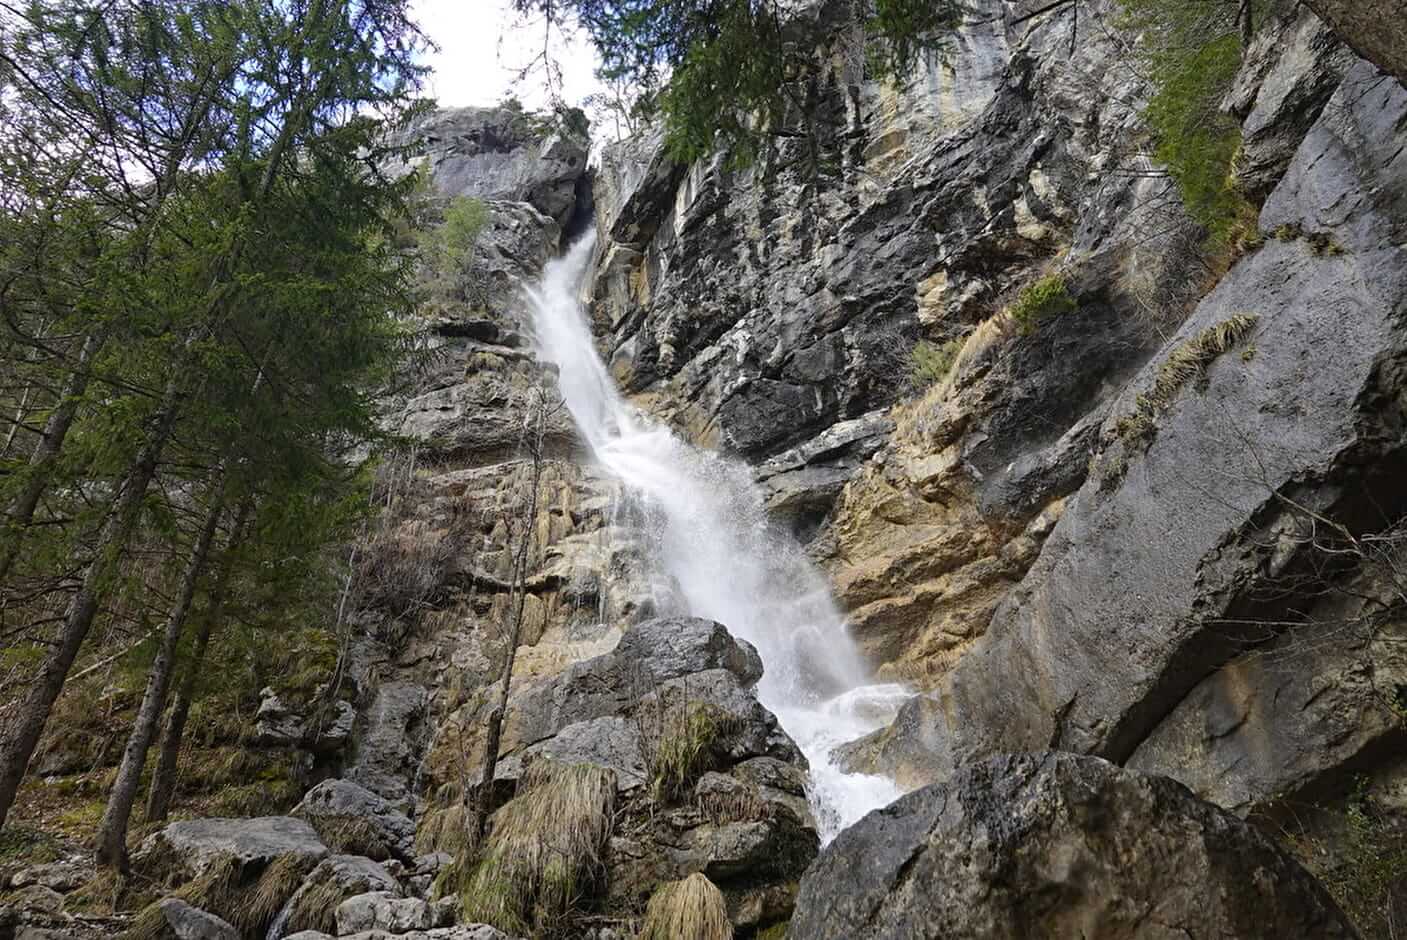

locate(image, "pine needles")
[[457, 759, 618, 937], [639, 873, 733, 940]]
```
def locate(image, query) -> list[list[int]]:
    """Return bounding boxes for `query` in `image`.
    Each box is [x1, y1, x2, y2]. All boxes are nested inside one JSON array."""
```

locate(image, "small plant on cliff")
[[1009, 274, 1077, 334], [639, 872, 734, 940], [910, 339, 962, 388], [1119, 0, 1271, 259], [1284, 783, 1407, 938]]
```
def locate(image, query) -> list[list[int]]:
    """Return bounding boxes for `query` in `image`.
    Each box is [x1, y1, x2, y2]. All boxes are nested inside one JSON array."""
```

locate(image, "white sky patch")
[[413, 0, 606, 111]]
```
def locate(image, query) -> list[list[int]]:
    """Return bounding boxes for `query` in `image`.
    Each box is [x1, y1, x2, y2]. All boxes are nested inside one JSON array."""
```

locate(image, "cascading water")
[[526, 231, 908, 840]]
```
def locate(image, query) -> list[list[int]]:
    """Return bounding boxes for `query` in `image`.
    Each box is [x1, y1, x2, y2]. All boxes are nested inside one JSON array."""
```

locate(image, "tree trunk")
[[0, 329, 104, 583], [0, 328, 197, 830], [144, 500, 251, 824], [94, 482, 226, 872], [472, 391, 550, 841]]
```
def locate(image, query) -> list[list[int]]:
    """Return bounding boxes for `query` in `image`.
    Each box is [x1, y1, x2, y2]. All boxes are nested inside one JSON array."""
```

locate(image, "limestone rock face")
[[402, 105, 589, 231], [789, 753, 1358, 940], [848, 61, 1407, 801]]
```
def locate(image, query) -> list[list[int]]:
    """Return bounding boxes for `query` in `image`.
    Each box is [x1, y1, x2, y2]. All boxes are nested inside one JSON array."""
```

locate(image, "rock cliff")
[[9, 2, 1406, 938]]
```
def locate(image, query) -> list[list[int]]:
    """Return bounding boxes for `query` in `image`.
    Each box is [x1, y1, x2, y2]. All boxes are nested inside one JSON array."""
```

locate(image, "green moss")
[[1009, 274, 1077, 334], [910, 339, 961, 388], [0, 826, 61, 865]]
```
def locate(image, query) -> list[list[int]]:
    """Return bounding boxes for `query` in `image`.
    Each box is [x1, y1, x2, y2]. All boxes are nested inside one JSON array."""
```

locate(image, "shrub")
[[1119, 0, 1267, 256], [910, 339, 961, 388], [644, 701, 740, 805], [1009, 274, 1077, 333]]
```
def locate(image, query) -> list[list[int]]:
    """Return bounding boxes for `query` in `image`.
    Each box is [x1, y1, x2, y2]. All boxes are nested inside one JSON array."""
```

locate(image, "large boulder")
[[790, 753, 1357, 940], [136, 816, 328, 876], [293, 779, 416, 862]]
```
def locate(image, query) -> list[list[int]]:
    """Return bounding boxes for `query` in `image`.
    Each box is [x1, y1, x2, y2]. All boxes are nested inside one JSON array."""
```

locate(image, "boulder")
[[499, 617, 767, 754], [339, 928, 514, 940], [273, 855, 401, 938], [155, 899, 239, 940], [293, 779, 416, 862], [135, 816, 327, 876], [7, 859, 90, 893], [334, 891, 454, 934], [790, 753, 1357, 939]]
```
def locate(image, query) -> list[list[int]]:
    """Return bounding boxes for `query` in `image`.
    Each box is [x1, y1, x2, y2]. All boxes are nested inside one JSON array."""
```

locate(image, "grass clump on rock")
[[457, 759, 617, 937], [639, 872, 733, 940], [1008, 273, 1076, 333], [910, 339, 961, 388], [647, 702, 740, 804], [1114, 312, 1259, 451]]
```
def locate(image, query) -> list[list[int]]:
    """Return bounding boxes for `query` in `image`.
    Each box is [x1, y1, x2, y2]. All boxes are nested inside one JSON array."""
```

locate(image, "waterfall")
[[526, 231, 907, 841]]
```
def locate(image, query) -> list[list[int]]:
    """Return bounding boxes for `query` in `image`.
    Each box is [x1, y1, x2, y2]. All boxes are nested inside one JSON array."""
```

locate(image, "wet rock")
[[155, 899, 239, 940], [345, 681, 429, 806], [293, 780, 416, 862], [790, 753, 1357, 940]]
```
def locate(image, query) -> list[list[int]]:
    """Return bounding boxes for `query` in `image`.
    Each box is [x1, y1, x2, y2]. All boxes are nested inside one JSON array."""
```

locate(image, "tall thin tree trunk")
[[473, 391, 550, 841], [144, 500, 251, 824], [0, 328, 104, 583], [0, 328, 198, 830], [95, 479, 226, 872]]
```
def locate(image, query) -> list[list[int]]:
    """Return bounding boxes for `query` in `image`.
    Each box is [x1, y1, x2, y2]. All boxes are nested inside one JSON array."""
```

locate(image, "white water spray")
[[527, 232, 907, 840]]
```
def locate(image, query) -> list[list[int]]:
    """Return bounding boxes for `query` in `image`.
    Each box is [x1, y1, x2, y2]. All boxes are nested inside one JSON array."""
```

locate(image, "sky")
[[412, 0, 606, 111]]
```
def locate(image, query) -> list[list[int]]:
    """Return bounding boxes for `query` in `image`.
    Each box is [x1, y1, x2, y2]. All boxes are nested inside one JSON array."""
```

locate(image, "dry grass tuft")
[[417, 783, 472, 856], [458, 759, 617, 937], [282, 873, 351, 936], [246, 852, 311, 932], [645, 703, 741, 805], [1113, 313, 1259, 453], [697, 783, 769, 826], [638, 873, 733, 940]]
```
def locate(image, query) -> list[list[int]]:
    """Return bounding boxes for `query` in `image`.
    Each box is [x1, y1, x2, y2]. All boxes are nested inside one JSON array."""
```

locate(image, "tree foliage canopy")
[[515, 0, 963, 162]]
